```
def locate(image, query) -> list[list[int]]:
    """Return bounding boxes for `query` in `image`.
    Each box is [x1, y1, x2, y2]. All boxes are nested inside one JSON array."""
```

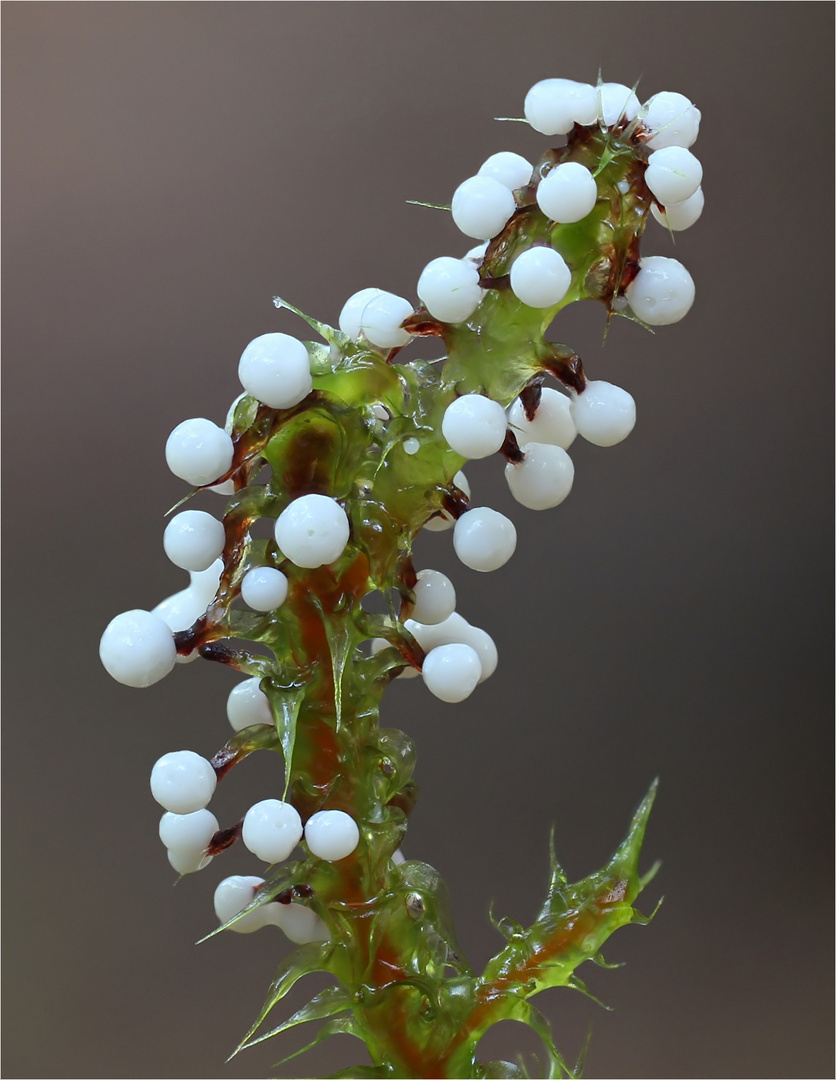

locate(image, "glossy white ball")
[[571, 381, 636, 446], [453, 508, 517, 572], [214, 875, 270, 933], [99, 609, 177, 688], [625, 256, 695, 325], [159, 808, 219, 852], [524, 78, 598, 134], [238, 332, 312, 410], [150, 750, 217, 814], [241, 566, 288, 612], [305, 810, 360, 862], [405, 612, 497, 683], [273, 903, 330, 944], [165, 418, 234, 488], [505, 442, 574, 510], [167, 846, 213, 875], [227, 677, 273, 731], [509, 246, 572, 308], [642, 91, 701, 149], [339, 288, 383, 340], [242, 799, 303, 864], [411, 569, 456, 625], [442, 395, 507, 459], [359, 291, 414, 349], [422, 642, 482, 703], [274, 494, 350, 569], [153, 588, 205, 637], [507, 387, 576, 450], [451, 175, 516, 240], [598, 82, 640, 127], [190, 559, 224, 605], [417, 257, 482, 323], [163, 510, 226, 573], [536, 162, 597, 223], [645, 146, 702, 206], [477, 151, 533, 191], [651, 187, 704, 232]]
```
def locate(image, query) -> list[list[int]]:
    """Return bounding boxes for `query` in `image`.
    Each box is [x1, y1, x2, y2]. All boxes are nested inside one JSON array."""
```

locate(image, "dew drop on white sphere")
[[99, 609, 177, 688], [453, 508, 517, 572], [536, 162, 598, 223], [417, 257, 482, 323], [163, 510, 226, 573], [422, 642, 482, 703], [507, 387, 576, 450], [451, 175, 517, 240], [165, 418, 234, 488], [651, 187, 704, 232], [305, 809, 360, 862], [274, 494, 350, 569], [510, 246, 572, 308], [645, 146, 703, 207], [241, 566, 288, 612], [150, 750, 217, 815], [442, 395, 507, 459], [505, 442, 575, 510], [523, 78, 598, 135], [477, 151, 533, 191], [242, 799, 304, 864], [238, 332, 313, 410], [625, 255, 695, 325], [571, 381, 636, 447], [227, 676, 273, 731]]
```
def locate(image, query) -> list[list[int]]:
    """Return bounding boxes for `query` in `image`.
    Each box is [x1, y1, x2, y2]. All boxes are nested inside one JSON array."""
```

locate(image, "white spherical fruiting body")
[[536, 162, 597, 223], [305, 810, 360, 862], [214, 875, 270, 933], [227, 676, 273, 731], [571, 381, 636, 447], [651, 187, 704, 232], [339, 288, 383, 340], [150, 750, 217, 814], [422, 642, 482, 703], [153, 588, 205, 638], [190, 559, 223, 605], [240, 566, 288, 612], [510, 247, 572, 308], [477, 151, 533, 191], [159, 808, 219, 852], [411, 569, 457, 626], [442, 395, 507, 459], [272, 903, 330, 944], [625, 256, 695, 325], [165, 418, 234, 488], [598, 82, 640, 127], [524, 78, 598, 134], [507, 387, 576, 450], [237, 332, 312, 410], [505, 443, 574, 510], [406, 612, 497, 684], [274, 494, 350, 568], [99, 609, 177, 688], [417, 257, 482, 323], [358, 291, 413, 349], [453, 508, 517, 572], [451, 175, 516, 240], [641, 91, 701, 149], [163, 510, 226, 573], [645, 146, 703, 207], [242, 799, 304, 864], [167, 846, 213, 875]]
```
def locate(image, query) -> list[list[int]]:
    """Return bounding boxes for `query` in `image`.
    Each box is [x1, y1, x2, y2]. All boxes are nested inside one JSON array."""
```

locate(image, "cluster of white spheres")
[[417, 257, 483, 323], [213, 876, 329, 942], [442, 394, 507, 459], [644, 146, 702, 208], [240, 566, 288, 612], [274, 494, 350, 569], [159, 807, 218, 875], [163, 510, 225, 573], [524, 78, 640, 134], [625, 256, 695, 326], [99, 609, 177, 687], [150, 750, 217, 815], [405, 611, 498, 700], [338, 288, 414, 349], [453, 507, 517, 572], [571, 380, 637, 447], [166, 418, 234, 488], [510, 246, 572, 308], [238, 332, 313, 411]]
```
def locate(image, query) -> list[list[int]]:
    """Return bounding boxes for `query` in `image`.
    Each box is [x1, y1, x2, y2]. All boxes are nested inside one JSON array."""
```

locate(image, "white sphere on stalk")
[[505, 443, 574, 510], [238, 332, 312, 410], [274, 494, 350, 568], [453, 508, 517, 572], [165, 418, 234, 488], [625, 256, 695, 325], [99, 609, 177, 687], [451, 176, 516, 240]]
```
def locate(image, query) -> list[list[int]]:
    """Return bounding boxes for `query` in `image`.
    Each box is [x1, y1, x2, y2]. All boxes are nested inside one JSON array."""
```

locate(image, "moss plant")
[[100, 77, 703, 1079]]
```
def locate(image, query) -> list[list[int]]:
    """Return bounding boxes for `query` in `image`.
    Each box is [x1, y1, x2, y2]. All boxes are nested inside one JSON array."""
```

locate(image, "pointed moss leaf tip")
[[261, 679, 306, 799], [196, 865, 301, 944], [271, 1015, 366, 1068], [405, 199, 451, 210], [272, 295, 338, 343], [237, 984, 353, 1054]]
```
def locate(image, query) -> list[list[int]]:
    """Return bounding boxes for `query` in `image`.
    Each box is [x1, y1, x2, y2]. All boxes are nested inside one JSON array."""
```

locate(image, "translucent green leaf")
[[238, 983, 353, 1053], [261, 679, 307, 799], [272, 1015, 366, 1068], [272, 294, 337, 343], [196, 863, 302, 943]]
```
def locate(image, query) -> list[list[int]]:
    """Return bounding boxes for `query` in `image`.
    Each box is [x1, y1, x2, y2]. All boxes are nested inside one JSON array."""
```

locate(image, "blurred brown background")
[[3, 4, 833, 1078]]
